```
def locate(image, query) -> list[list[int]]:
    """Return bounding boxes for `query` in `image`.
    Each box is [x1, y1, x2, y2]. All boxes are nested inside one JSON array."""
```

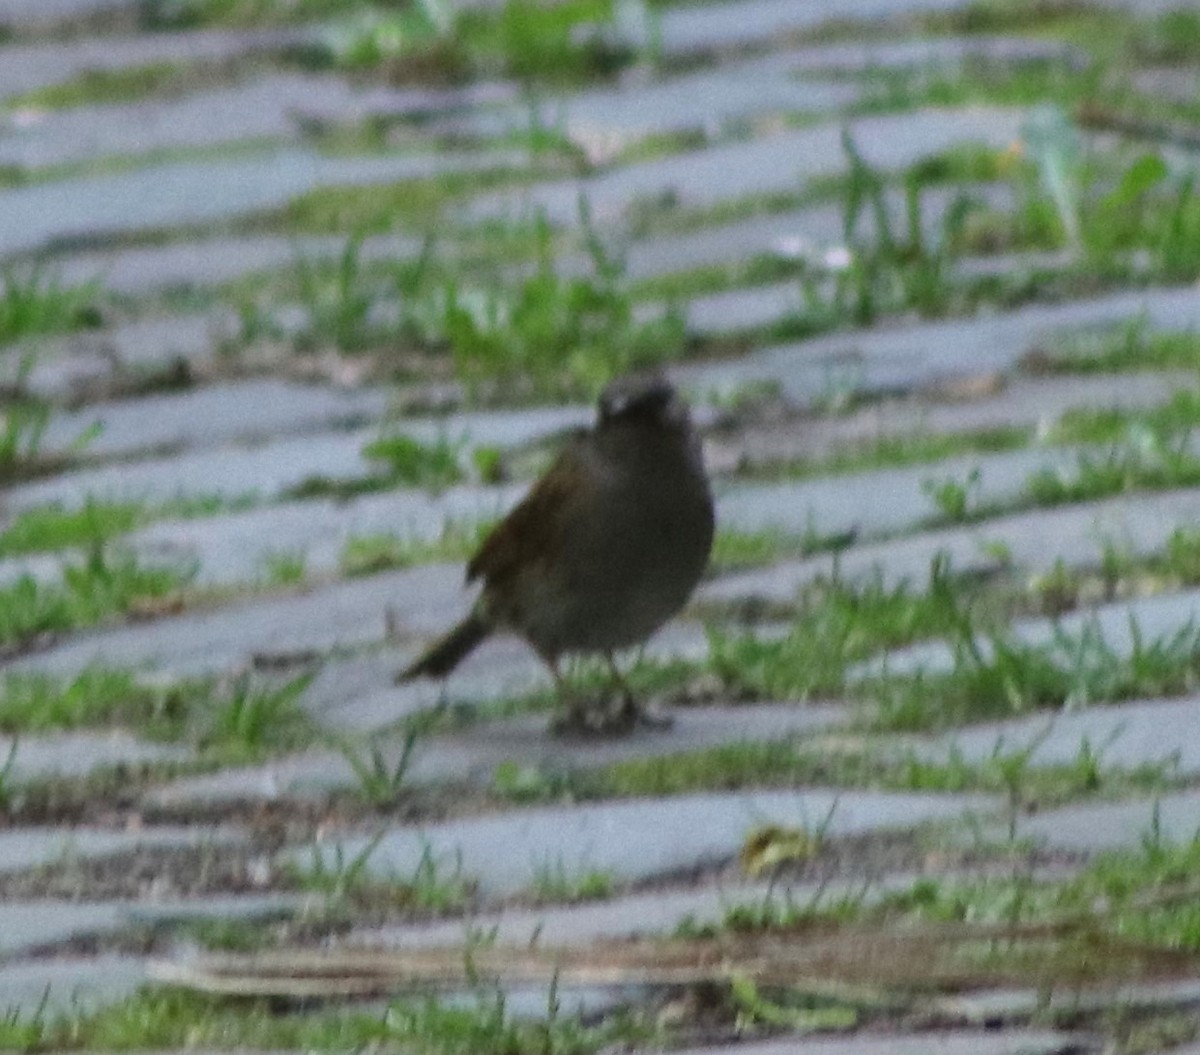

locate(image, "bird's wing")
[[466, 433, 594, 588]]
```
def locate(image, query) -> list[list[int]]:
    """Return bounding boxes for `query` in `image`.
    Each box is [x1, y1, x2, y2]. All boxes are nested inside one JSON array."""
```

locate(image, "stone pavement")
[[3, 0, 1200, 1051]]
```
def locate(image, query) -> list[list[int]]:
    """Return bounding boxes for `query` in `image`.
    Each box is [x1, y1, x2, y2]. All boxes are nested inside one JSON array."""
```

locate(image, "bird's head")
[[597, 371, 689, 430]]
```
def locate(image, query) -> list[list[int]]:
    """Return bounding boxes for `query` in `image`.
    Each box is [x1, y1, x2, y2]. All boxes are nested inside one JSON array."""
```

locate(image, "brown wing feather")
[[467, 435, 593, 588]]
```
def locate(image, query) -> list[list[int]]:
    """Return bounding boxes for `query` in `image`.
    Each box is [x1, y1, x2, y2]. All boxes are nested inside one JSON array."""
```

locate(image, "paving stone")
[[1017, 789, 1200, 854], [681, 251, 1081, 335], [657, 0, 968, 58], [0, 955, 145, 1015], [620, 183, 1011, 282], [0, 27, 312, 102], [0, 146, 519, 258], [296, 617, 716, 730], [1, 564, 457, 679], [0, 903, 132, 957], [675, 285, 1200, 407], [681, 279, 808, 336], [0, 0, 135, 27], [0, 550, 62, 590], [0, 430, 1107, 593], [128, 484, 524, 588], [3, 445, 1091, 671], [0, 894, 304, 957], [5, 402, 588, 518], [912, 695, 1200, 778], [0, 731, 191, 783], [760, 35, 1082, 75], [20, 313, 236, 403], [146, 696, 846, 807], [0, 825, 247, 875], [295, 788, 996, 898], [6, 427, 367, 515], [45, 379, 389, 461], [700, 485, 1200, 607], [4, 76, 510, 175], [954, 249, 1077, 281], [467, 107, 1024, 226], [107, 427, 1074, 582], [938, 978, 1200, 1024], [722, 372, 1186, 468], [1132, 66, 1200, 106], [655, 0, 1161, 58], [499, 58, 861, 160], [121, 892, 310, 924], [0, 74, 452, 171], [56, 231, 421, 298], [879, 583, 1200, 679], [715, 444, 1081, 539], [348, 869, 983, 950], [14, 367, 1174, 589], [670, 1031, 1093, 1055]]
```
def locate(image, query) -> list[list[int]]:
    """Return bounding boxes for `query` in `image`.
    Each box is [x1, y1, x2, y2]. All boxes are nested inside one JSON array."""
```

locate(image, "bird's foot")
[[631, 700, 674, 730], [549, 694, 673, 737], [549, 700, 618, 738], [613, 693, 674, 732]]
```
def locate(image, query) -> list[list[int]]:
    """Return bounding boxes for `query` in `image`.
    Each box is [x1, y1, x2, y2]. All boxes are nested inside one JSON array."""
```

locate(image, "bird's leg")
[[605, 652, 672, 731], [547, 657, 592, 735]]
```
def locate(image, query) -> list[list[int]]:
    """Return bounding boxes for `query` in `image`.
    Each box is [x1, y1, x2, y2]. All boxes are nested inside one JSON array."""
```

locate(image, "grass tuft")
[[0, 266, 101, 348], [0, 549, 194, 654]]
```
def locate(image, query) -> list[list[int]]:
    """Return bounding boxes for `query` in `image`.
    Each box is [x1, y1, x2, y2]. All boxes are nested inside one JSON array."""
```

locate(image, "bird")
[[397, 371, 714, 733]]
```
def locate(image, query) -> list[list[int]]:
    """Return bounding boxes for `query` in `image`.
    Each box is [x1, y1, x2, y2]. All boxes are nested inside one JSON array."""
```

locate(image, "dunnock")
[[397, 372, 714, 732]]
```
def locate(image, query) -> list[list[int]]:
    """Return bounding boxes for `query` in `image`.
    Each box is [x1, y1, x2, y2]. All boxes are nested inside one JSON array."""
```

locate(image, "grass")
[[5, 64, 183, 111], [0, 500, 143, 558], [428, 208, 685, 400], [0, 549, 194, 654], [259, 549, 308, 588], [292, 837, 472, 915], [0, 399, 103, 485], [0, 274, 104, 482], [0, 986, 645, 1054], [1025, 318, 1200, 376], [698, 532, 1200, 734], [646, 106, 1200, 346], [0, 495, 262, 562], [1024, 422, 1200, 510], [529, 861, 615, 903], [764, 134, 979, 338], [281, 166, 533, 237], [747, 425, 1029, 484], [879, 390, 1200, 526], [260, 231, 437, 355], [0, 668, 175, 733], [252, 204, 679, 400], [0, 266, 101, 349], [933, 105, 1200, 283], [362, 429, 464, 489], [292, 0, 641, 87], [337, 738, 418, 808], [198, 672, 315, 756], [731, 834, 1200, 968], [286, 430, 467, 501], [339, 522, 494, 577], [0, 666, 317, 758], [585, 735, 1172, 810], [706, 559, 980, 702], [708, 526, 854, 574], [870, 614, 1200, 732]]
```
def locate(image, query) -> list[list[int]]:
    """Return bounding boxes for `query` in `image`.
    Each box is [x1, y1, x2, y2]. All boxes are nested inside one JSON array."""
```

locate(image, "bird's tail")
[[397, 611, 490, 681]]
